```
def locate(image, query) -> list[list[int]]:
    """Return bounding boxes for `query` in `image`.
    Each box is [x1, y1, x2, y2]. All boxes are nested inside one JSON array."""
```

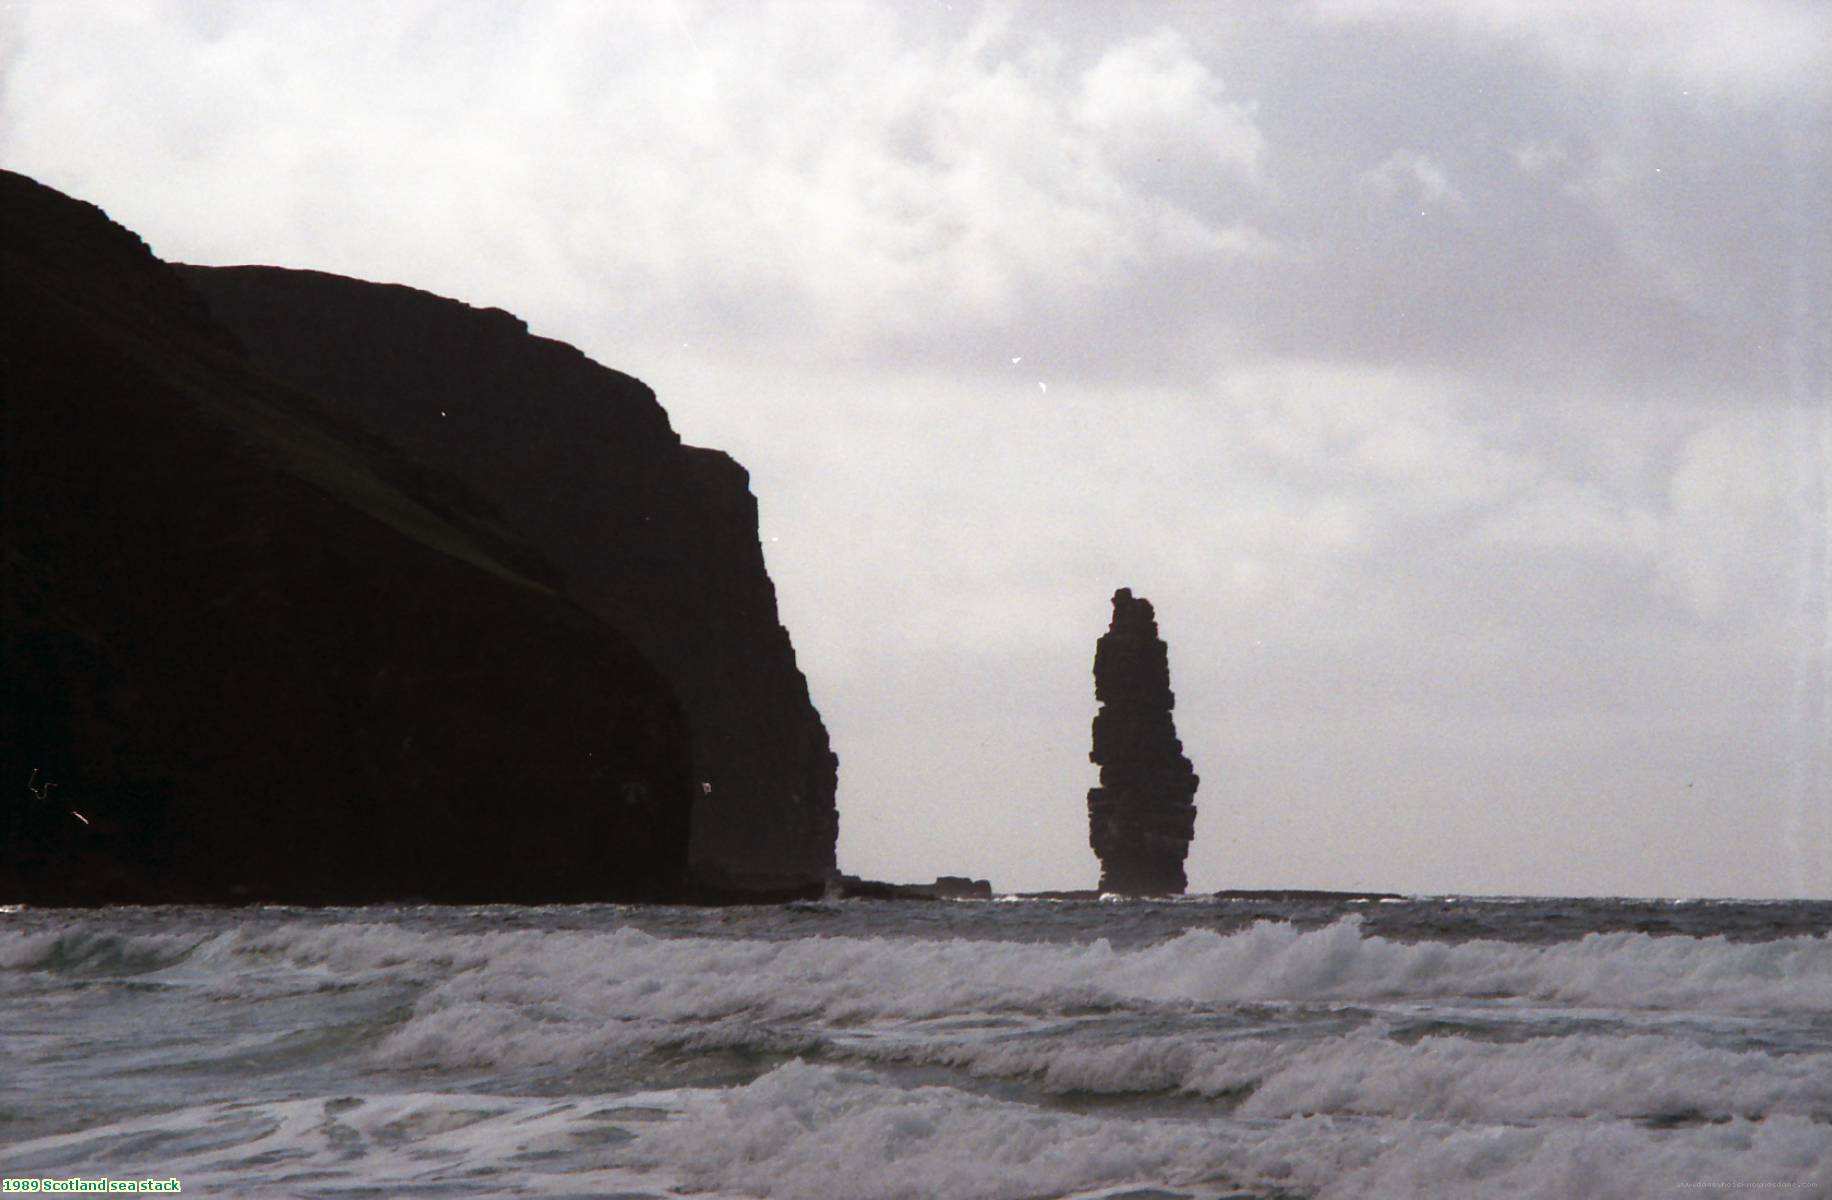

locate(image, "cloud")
[[1288, 0, 1827, 397], [1659, 411, 1828, 624], [1358, 149, 1465, 210], [1510, 139, 1568, 175], [1074, 26, 1265, 188], [5, 0, 1814, 400], [0, 1, 1273, 358], [1473, 479, 1660, 560], [1305, 0, 1832, 103]]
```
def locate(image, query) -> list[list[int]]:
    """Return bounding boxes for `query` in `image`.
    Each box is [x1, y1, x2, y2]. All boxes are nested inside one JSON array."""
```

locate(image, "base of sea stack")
[[1016, 889, 1409, 902]]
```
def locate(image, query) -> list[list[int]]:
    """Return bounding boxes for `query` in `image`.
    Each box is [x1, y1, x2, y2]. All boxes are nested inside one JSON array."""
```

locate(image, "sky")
[[3, 1, 1827, 898]]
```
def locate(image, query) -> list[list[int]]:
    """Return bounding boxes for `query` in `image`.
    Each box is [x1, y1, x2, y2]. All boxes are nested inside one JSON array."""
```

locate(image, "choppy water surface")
[[4, 896, 1829, 1198]]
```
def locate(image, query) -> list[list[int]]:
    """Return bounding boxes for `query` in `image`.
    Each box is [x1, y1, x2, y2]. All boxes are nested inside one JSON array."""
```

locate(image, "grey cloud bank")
[[3, 0, 1824, 896]]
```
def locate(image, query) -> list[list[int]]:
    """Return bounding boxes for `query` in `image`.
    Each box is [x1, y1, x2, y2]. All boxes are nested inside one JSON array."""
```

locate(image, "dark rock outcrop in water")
[[0, 169, 808, 903], [1087, 589, 1199, 895], [834, 875, 994, 901], [177, 266, 838, 897]]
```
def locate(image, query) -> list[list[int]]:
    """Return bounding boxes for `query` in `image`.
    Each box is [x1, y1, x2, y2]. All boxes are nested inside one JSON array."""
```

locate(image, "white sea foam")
[[629, 1060, 1227, 1200], [9, 916, 1830, 1051], [631, 1060, 1832, 1200], [1229, 1030, 1832, 1122], [262, 912, 1832, 1016], [6, 1063, 1825, 1200], [896, 1028, 1832, 1119], [0, 926, 209, 975], [1, 1090, 687, 1198], [350, 917, 1832, 1070]]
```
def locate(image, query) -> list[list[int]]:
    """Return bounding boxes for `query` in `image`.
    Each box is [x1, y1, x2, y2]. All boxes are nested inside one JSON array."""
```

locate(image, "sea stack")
[[1087, 588, 1199, 895]]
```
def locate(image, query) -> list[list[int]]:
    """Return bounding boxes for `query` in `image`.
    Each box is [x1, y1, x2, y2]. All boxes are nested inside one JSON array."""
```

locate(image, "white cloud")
[[1074, 26, 1265, 186], [1511, 139, 1568, 176], [1474, 478, 1661, 559], [1307, 0, 1832, 103], [1217, 364, 1531, 519], [1358, 149, 1465, 210], [1659, 411, 1825, 623], [0, 1, 1272, 353]]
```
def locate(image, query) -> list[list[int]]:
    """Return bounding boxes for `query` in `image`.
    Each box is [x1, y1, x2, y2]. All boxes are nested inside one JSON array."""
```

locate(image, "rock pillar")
[[1087, 588, 1199, 895]]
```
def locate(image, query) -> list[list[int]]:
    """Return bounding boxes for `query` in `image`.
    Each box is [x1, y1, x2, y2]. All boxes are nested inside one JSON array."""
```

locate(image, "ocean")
[[3, 896, 1828, 1199]]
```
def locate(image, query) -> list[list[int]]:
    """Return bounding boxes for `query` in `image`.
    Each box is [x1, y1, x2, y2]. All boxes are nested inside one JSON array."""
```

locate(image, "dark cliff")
[[1, 170, 693, 904], [177, 265, 838, 896], [1087, 588, 1200, 895]]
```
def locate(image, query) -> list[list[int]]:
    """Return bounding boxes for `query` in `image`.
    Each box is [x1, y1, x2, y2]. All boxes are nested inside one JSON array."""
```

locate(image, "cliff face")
[[2, 170, 693, 904], [178, 266, 838, 896], [1087, 588, 1200, 895]]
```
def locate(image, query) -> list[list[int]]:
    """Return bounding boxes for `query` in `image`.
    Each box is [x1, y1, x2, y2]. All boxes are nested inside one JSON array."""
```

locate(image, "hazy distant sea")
[[4, 896, 1829, 1199]]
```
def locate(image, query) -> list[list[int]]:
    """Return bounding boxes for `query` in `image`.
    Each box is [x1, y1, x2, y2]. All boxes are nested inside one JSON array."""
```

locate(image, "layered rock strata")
[[1086, 588, 1200, 895]]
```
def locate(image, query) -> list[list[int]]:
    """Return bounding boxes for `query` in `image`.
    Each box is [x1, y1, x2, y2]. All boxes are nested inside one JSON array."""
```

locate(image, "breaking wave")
[[9, 913, 1831, 1027], [635, 1061, 1831, 1200]]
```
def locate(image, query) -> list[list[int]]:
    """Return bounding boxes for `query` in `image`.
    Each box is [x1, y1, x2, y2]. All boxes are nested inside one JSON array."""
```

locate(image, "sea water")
[[3, 896, 1829, 1199]]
